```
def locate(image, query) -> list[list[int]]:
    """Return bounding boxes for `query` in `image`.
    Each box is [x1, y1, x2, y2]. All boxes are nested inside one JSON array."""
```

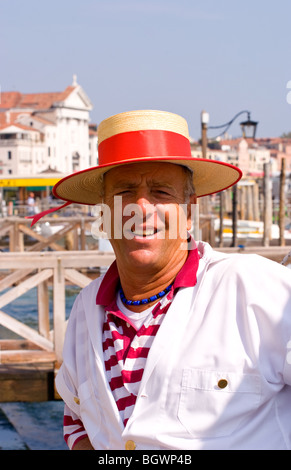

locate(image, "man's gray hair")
[[181, 166, 195, 202]]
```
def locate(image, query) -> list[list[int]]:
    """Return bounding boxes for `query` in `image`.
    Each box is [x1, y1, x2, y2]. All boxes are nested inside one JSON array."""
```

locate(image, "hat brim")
[[52, 157, 242, 205]]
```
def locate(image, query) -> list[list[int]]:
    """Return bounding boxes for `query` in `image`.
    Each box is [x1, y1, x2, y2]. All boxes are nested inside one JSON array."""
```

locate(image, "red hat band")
[[98, 129, 192, 165]]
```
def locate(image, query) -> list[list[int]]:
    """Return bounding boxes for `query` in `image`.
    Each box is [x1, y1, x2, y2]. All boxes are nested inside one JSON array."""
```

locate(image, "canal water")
[[0, 285, 80, 339], [0, 286, 80, 450], [0, 401, 68, 450]]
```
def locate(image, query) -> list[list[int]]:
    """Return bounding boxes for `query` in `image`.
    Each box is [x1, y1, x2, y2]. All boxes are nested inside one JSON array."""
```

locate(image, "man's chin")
[[124, 247, 162, 269]]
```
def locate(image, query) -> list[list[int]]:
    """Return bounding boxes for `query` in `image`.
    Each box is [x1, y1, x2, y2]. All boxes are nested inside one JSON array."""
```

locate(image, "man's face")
[[103, 162, 195, 274]]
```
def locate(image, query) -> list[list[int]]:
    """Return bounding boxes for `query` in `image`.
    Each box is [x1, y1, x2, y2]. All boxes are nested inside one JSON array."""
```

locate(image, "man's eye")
[[116, 190, 132, 195], [154, 189, 171, 196]]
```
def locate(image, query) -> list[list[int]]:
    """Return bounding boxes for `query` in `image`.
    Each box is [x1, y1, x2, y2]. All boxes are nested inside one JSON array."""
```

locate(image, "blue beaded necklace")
[[119, 283, 173, 306]]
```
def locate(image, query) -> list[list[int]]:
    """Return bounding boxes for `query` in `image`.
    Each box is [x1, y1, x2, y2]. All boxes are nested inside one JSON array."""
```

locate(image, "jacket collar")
[[96, 241, 200, 307]]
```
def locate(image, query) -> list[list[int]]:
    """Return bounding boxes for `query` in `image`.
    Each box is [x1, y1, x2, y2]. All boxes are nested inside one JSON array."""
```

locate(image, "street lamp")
[[240, 112, 258, 139], [200, 109, 259, 247], [204, 110, 258, 140]]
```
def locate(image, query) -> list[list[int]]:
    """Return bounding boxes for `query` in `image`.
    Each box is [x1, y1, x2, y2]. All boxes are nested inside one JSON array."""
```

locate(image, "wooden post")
[[209, 216, 215, 246], [240, 186, 246, 220], [263, 162, 272, 246], [279, 158, 286, 246], [247, 185, 254, 221], [38, 278, 50, 339], [231, 185, 238, 247], [80, 218, 86, 250], [225, 189, 232, 213], [201, 111, 208, 159], [9, 224, 15, 252], [19, 229, 24, 252], [53, 258, 66, 362], [219, 192, 224, 247], [253, 182, 260, 221]]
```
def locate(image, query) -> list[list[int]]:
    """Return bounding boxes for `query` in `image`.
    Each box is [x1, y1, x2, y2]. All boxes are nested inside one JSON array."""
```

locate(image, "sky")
[[1, 0, 291, 141]]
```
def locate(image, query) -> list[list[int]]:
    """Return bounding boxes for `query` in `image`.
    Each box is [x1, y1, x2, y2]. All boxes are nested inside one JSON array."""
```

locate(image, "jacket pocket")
[[178, 368, 261, 438]]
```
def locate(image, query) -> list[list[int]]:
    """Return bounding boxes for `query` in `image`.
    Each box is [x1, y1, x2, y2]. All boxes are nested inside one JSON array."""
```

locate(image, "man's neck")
[[116, 251, 188, 312]]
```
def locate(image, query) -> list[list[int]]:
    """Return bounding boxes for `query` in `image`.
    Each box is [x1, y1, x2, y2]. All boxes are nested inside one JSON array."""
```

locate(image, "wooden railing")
[[0, 216, 95, 252], [0, 214, 218, 252], [0, 250, 115, 365]]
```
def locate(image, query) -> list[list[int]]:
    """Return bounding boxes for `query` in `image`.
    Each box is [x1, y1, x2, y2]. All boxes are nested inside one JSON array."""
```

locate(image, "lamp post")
[[200, 110, 258, 247], [201, 111, 209, 159], [207, 110, 258, 140]]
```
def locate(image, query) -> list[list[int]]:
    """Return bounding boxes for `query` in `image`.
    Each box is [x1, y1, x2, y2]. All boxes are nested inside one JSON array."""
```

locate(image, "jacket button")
[[125, 440, 136, 450], [217, 379, 228, 389], [74, 396, 80, 404]]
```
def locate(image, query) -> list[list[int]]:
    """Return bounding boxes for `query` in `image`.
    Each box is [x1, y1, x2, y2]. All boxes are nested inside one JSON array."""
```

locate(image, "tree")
[[280, 131, 291, 138]]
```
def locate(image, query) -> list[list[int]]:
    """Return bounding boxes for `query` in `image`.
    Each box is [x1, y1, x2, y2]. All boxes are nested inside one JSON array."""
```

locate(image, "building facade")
[[191, 137, 271, 176], [0, 76, 98, 176]]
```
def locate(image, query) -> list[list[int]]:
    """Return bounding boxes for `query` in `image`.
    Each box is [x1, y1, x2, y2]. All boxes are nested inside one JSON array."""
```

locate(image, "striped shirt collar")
[[96, 242, 200, 308]]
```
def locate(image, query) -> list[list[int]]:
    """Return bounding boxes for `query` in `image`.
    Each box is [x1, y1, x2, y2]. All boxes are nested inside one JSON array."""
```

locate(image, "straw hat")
[[52, 110, 242, 205]]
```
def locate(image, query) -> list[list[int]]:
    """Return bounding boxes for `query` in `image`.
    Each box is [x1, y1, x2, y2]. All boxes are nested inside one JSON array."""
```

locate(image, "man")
[[27, 192, 36, 216], [36, 110, 291, 450]]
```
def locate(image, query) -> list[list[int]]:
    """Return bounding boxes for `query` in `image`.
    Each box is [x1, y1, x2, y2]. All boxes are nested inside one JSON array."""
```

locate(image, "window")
[[8, 151, 12, 160]]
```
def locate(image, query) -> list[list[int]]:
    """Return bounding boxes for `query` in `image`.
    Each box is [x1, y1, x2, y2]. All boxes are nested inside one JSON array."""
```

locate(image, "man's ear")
[[187, 194, 197, 230]]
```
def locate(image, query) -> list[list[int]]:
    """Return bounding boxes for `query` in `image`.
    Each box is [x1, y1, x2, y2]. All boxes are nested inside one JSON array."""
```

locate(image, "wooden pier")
[[0, 249, 115, 401]]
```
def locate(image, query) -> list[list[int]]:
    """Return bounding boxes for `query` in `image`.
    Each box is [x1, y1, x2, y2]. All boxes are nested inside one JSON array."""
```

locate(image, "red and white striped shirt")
[[63, 247, 199, 449], [103, 291, 174, 426]]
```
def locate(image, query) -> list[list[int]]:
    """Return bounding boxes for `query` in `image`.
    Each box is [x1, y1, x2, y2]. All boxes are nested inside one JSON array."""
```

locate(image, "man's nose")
[[134, 192, 156, 218], [135, 189, 152, 207]]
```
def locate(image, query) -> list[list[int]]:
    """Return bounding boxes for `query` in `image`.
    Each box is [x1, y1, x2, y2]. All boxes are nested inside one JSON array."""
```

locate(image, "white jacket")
[[55, 242, 291, 450]]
